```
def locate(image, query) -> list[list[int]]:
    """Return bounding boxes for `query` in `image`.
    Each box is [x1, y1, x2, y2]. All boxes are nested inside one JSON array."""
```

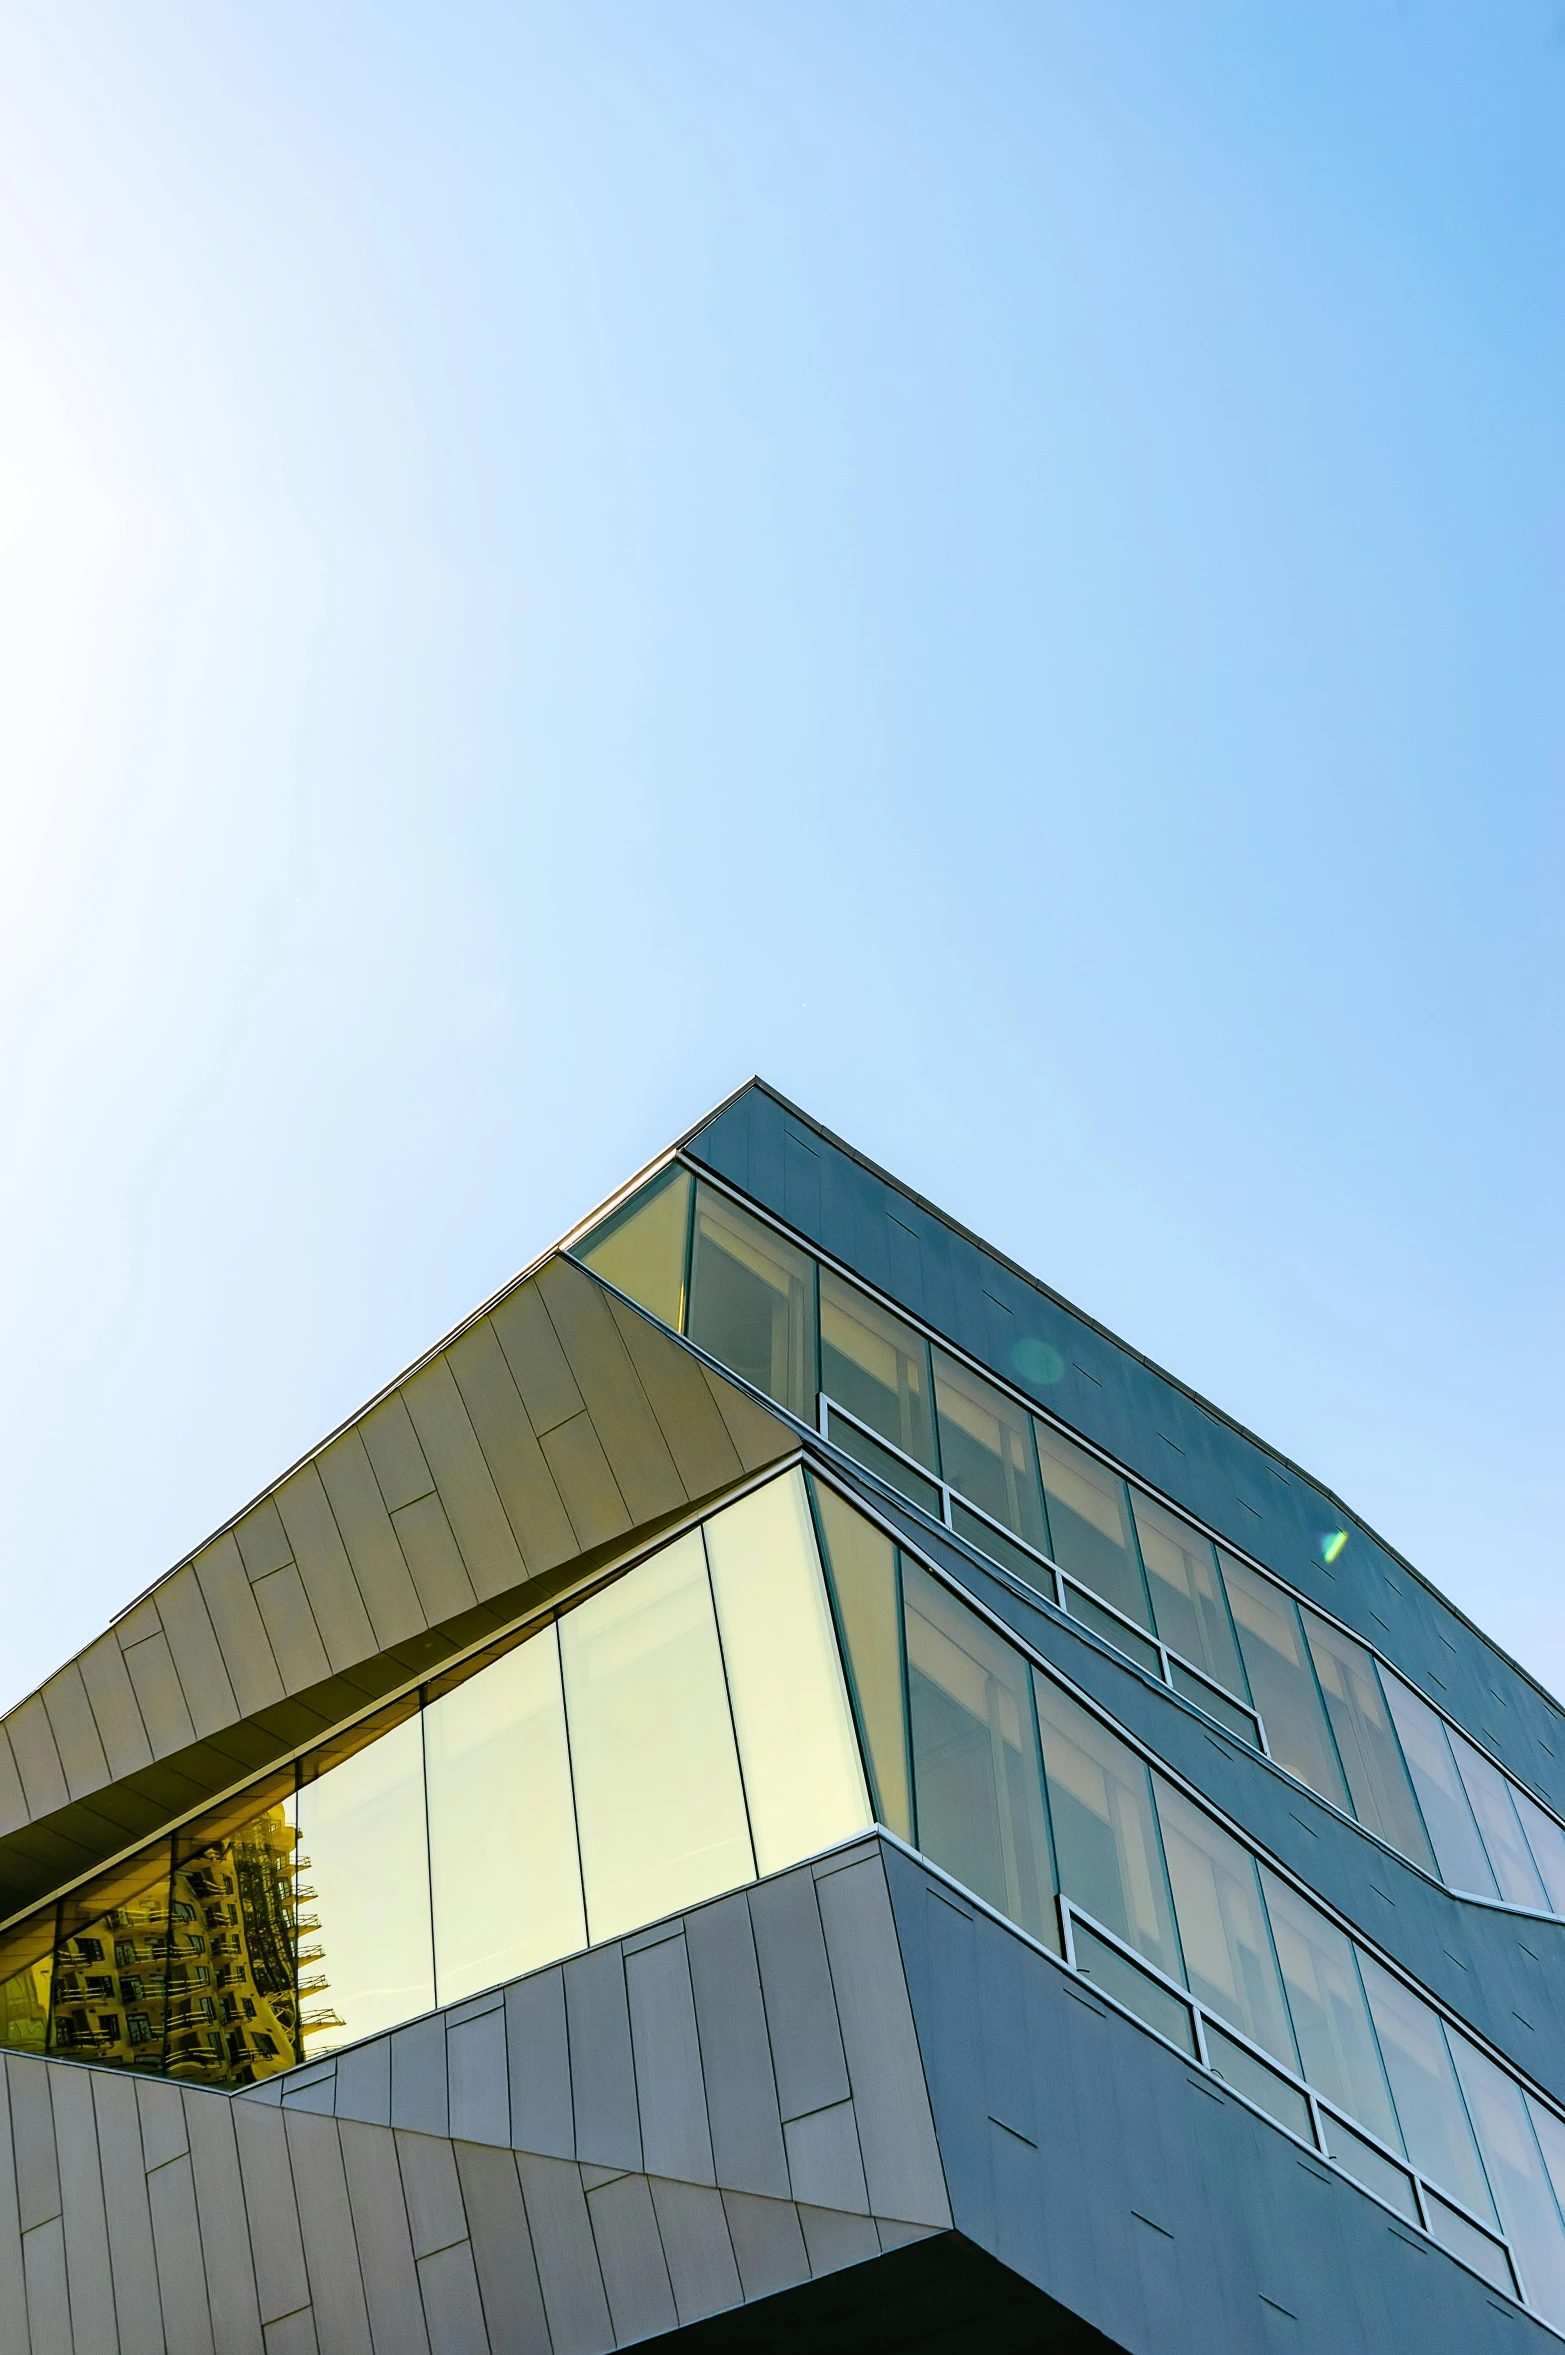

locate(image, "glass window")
[[575, 1164, 692, 1333], [1033, 1424, 1151, 1630], [1219, 1556, 1350, 1810], [1034, 1675, 1181, 1983], [561, 1530, 755, 1943], [819, 1271, 936, 1472], [706, 1473, 871, 1877], [1154, 1779, 1296, 2069], [0, 1937, 51, 2060], [931, 1352, 1047, 1554], [51, 1858, 175, 2074], [1380, 1675, 1499, 1898], [687, 1185, 817, 1419], [1527, 2101, 1565, 2329], [1358, 1953, 1496, 2224], [1451, 2037, 1565, 2324], [297, 1711, 432, 2053], [1514, 1791, 1565, 1917], [1301, 1614, 1436, 1872], [1132, 1494, 1246, 1697], [809, 1478, 912, 1843], [173, 1801, 302, 2085], [1260, 1867, 1401, 2152], [902, 1560, 1056, 1949], [1451, 1733, 1549, 1912], [425, 1625, 585, 2007]]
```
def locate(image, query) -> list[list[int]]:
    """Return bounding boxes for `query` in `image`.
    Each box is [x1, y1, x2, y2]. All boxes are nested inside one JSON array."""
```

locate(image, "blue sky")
[[0, 1, 1559, 1712]]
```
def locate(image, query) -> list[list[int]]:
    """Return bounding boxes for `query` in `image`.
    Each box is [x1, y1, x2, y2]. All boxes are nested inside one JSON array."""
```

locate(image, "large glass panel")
[[1358, 1953, 1497, 2223], [1380, 1675, 1499, 1898], [809, 1479, 913, 1842], [1514, 1791, 1565, 1916], [687, 1185, 816, 1419], [1219, 1556, 1350, 1810], [1451, 1733, 1550, 1911], [1132, 1494, 1246, 1697], [0, 1931, 52, 2060], [1302, 1613, 1436, 1871], [172, 1801, 301, 2084], [561, 1531, 755, 1941], [575, 1164, 692, 1332], [819, 1271, 936, 1472], [1033, 1424, 1151, 1630], [706, 1473, 871, 1876], [1154, 1779, 1296, 2068], [1452, 2036, 1565, 2323], [297, 1710, 433, 2053], [1260, 1867, 1400, 2151], [50, 1855, 174, 2073], [1527, 2102, 1565, 2327], [426, 1626, 586, 2006], [902, 1559, 1056, 1948], [1034, 1675, 1181, 1982], [931, 1352, 1047, 1554]]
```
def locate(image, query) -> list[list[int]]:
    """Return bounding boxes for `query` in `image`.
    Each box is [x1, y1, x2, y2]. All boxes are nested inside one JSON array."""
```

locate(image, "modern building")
[[2, 1077, 1564, 2353]]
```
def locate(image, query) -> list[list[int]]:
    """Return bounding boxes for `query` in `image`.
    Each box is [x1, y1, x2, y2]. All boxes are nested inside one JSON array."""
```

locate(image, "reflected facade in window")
[[820, 1269, 936, 1472], [687, 1186, 817, 1420]]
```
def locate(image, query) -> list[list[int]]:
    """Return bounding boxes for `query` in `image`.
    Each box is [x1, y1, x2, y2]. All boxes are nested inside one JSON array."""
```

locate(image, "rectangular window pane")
[[426, 1626, 586, 2007], [902, 1560, 1057, 1949], [1379, 1674, 1499, 1898], [1320, 2115, 1420, 2221], [0, 1932, 51, 2059], [1219, 1556, 1350, 1811], [1132, 1494, 1246, 1700], [1202, 2020, 1314, 2141], [174, 1801, 302, 2086], [1514, 1791, 1565, 1916], [950, 1498, 1055, 1599], [1527, 2100, 1565, 2329], [51, 1854, 175, 2075], [1165, 1662, 1262, 1748], [298, 1711, 432, 2054], [1302, 1613, 1436, 1872], [575, 1164, 692, 1333], [827, 1409, 944, 1519], [1154, 1779, 1297, 2069], [809, 1479, 912, 1842], [1358, 1952, 1496, 2224], [561, 1531, 755, 1943], [931, 1352, 1047, 1553], [1062, 1585, 1164, 1677], [1034, 1424, 1151, 1630], [1260, 1867, 1400, 2152], [1034, 1674, 1181, 1982], [1423, 2195, 1516, 2297], [1451, 2035, 1565, 2325], [1070, 1919, 1196, 2055], [687, 1185, 816, 1419], [1451, 1734, 1549, 1911], [819, 1271, 936, 1472], [706, 1472, 871, 1877]]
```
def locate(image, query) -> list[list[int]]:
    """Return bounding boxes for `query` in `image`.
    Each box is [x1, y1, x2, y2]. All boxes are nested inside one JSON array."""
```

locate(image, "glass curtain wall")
[[0, 1469, 869, 2089]]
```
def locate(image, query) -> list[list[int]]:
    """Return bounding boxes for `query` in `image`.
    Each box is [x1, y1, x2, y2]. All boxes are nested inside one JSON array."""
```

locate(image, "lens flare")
[[1322, 1530, 1348, 1565]]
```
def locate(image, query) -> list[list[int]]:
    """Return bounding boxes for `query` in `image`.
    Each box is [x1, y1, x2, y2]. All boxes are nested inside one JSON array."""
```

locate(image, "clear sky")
[[0, 2, 1559, 1716]]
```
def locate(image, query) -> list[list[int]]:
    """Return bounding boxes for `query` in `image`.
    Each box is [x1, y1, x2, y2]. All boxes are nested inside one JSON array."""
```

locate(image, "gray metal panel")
[[392, 2017, 449, 2139], [248, 1567, 333, 1692], [284, 2112, 374, 2355], [395, 2128, 469, 2258], [490, 1281, 585, 1439], [264, 2313, 319, 2355], [0, 1727, 32, 1835], [794, 2200, 881, 2276], [317, 1432, 427, 1650], [447, 2005, 509, 2148], [505, 1969, 574, 2161], [452, 2142, 551, 2355], [513, 2154, 614, 2355], [718, 2190, 810, 2302], [38, 1670, 111, 1803], [46, 2063, 116, 2355], [565, 1945, 642, 2174], [156, 1567, 241, 1740], [782, 2103, 869, 2215], [388, 1496, 478, 1628], [339, 2120, 431, 2355], [361, 1394, 437, 1514], [533, 1263, 684, 1525], [275, 1465, 378, 1673], [814, 1854, 949, 2227], [137, 2078, 189, 2172], [747, 1870, 850, 2123], [7, 2057, 62, 2232], [445, 1320, 578, 1574], [416, 2242, 490, 2355], [536, 1415, 629, 1554], [75, 1639, 154, 1779], [22, 2214, 70, 2355], [684, 1892, 790, 2200], [0, 2058, 30, 2355], [602, 1294, 746, 1501], [6, 1699, 70, 1819], [92, 2070, 164, 2352], [236, 1501, 295, 1582], [624, 1934, 715, 2187], [648, 2177, 743, 2325], [584, 2173, 678, 2344], [280, 2072, 338, 2118], [147, 2154, 216, 2355], [192, 1536, 287, 1717], [403, 1361, 529, 1605], [183, 2085, 264, 2355], [334, 2036, 393, 2129], [233, 2096, 312, 2326]]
